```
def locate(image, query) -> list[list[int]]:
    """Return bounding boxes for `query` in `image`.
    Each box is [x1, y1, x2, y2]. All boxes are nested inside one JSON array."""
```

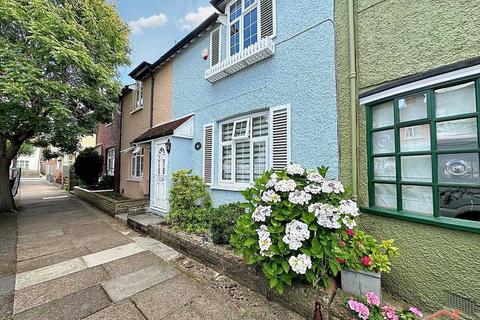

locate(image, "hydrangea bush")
[[347, 292, 423, 320], [231, 164, 363, 293]]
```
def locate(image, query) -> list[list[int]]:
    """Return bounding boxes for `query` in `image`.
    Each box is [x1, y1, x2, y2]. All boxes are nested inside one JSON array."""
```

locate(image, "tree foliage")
[[0, 0, 130, 211], [74, 147, 103, 187]]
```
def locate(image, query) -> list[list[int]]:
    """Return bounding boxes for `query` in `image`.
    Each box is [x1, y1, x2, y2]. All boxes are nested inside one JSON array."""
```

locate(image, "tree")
[[0, 0, 130, 211], [74, 147, 103, 187], [11, 140, 35, 167]]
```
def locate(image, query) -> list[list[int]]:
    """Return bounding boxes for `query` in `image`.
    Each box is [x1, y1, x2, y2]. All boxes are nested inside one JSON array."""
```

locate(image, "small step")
[[115, 213, 128, 224], [127, 214, 163, 233]]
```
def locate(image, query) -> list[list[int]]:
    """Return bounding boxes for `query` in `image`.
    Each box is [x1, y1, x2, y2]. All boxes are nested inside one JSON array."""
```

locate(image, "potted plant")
[[337, 228, 399, 299]]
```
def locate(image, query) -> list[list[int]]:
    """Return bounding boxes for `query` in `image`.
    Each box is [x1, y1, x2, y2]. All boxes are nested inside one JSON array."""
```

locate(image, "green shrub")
[[98, 175, 113, 190], [210, 202, 245, 245], [74, 148, 103, 187], [167, 169, 211, 233]]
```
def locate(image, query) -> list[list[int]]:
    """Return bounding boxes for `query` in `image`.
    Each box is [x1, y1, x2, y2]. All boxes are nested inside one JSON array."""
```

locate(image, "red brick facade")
[[96, 113, 121, 192]]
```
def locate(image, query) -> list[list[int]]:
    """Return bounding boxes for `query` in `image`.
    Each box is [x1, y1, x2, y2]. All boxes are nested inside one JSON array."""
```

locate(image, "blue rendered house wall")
[[171, 0, 338, 206]]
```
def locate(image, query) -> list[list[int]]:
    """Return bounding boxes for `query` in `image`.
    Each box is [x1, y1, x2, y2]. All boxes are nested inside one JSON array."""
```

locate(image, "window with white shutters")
[[260, 0, 276, 39], [219, 112, 268, 186], [210, 28, 221, 67], [203, 124, 214, 184], [270, 105, 291, 171]]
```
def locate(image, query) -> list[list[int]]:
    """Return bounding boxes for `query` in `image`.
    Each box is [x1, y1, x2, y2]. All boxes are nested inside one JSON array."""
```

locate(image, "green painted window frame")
[[364, 75, 480, 234]]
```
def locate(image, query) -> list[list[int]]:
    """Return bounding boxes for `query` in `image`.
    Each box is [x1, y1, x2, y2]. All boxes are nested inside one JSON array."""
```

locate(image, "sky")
[[111, 0, 217, 85]]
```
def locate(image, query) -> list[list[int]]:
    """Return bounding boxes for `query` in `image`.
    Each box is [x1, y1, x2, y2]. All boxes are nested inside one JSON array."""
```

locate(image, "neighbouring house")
[[96, 111, 121, 192], [11, 147, 42, 177], [130, 0, 338, 214], [335, 0, 480, 317], [119, 58, 173, 200]]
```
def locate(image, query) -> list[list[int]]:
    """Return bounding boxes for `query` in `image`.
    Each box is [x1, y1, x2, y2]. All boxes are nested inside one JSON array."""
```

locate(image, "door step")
[[127, 214, 163, 233]]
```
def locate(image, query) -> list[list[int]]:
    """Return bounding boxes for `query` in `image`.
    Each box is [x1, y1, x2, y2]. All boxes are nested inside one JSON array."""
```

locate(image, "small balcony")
[[205, 37, 276, 83]]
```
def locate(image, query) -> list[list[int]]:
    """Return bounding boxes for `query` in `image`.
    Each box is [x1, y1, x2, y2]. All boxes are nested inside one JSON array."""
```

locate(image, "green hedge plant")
[[167, 170, 211, 233], [210, 202, 245, 245]]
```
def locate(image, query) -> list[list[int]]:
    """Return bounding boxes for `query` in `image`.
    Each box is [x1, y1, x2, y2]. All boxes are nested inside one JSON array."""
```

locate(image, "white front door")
[[154, 143, 168, 210]]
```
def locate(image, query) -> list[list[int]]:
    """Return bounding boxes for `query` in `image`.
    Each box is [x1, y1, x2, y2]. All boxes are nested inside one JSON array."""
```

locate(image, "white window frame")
[[18, 160, 29, 169], [218, 111, 269, 188], [106, 148, 115, 176], [131, 147, 144, 178], [134, 81, 144, 110], [226, 0, 260, 57]]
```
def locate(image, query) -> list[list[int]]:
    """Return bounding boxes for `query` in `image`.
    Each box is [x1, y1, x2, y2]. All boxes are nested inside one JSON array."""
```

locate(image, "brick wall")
[[96, 112, 121, 192]]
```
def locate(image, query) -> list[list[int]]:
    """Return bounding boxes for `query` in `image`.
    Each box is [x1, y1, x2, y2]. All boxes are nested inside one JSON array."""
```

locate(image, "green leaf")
[[269, 277, 278, 288], [244, 238, 257, 246], [275, 281, 285, 294], [281, 260, 290, 273]]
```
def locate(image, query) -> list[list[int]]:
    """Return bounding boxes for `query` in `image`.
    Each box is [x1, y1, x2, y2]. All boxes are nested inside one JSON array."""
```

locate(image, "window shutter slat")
[[203, 124, 214, 184], [260, 0, 276, 39], [210, 28, 221, 67], [270, 105, 290, 171]]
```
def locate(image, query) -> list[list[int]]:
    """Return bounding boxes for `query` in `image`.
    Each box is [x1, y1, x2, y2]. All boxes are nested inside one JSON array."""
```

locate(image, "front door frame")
[[150, 138, 170, 214]]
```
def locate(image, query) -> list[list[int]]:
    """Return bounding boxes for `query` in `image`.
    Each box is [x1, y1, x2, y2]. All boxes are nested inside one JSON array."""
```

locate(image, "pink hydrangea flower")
[[361, 255, 372, 267], [382, 305, 399, 320], [409, 307, 423, 318], [347, 229, 355, 237], [366, 292, 380, 306], [348, 299, 370, 320]]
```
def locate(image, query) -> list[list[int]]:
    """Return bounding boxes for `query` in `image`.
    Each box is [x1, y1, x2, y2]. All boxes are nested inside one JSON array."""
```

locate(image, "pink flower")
[[361, 255, 372, 267], [347, 229, 355, 237], [348, 299, 359, 311], [382, 305, 399, 320], [408, 307, 423, 318], [366, 292, 380, 306], [348, 299, 370, 320], [336, 257, 346, 264]]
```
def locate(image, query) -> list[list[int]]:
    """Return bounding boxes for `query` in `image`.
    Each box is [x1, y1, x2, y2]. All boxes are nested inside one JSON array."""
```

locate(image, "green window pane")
[[398, 92, 427, 122], [401, 155, 432, 182], [372, 101, 394, 129], [374, 183, 397, 209], [438, 153, 480, 184], [374, 157, 396, 181], [435, 82, 476, 118], [439, 187, 480, 222], [400, 124, 430, 152], [436, 117, 478, 150], [373, 129, 395, 154], [402, 185, 433, 215]]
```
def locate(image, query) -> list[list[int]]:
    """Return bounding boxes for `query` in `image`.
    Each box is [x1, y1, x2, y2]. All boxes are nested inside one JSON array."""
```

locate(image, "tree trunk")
[[0, 159, 16, 212]]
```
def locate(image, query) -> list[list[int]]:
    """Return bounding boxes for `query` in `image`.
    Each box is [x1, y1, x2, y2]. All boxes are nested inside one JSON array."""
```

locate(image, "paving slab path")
[[1, 178, 303, 320]]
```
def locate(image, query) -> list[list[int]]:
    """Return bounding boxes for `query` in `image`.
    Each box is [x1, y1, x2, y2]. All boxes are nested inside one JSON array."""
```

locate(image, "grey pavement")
[[2, 178, 303, 320]]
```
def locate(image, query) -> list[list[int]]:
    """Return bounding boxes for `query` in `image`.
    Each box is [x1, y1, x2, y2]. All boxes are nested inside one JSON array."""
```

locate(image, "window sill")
[[106, 123, 113, 127], [126, 178, 143, 182], [361, 206, 480, 234], [211, 183, 251, 192], [130, 107, 143, 115], [205, 37, 275, 83]]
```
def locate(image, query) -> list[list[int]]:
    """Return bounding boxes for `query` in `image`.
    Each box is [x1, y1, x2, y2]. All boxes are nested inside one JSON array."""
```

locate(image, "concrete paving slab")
[[13, 285, 112, 320], [82, 300, 146, 320], [62, 221, 114, 235], [0, 293, 14, 319], [132, 236, 180, 262], [102, 264, 178, 302], [101, 251, 164, 278], [17, 229, 64, 244], [16, 239, 76, 261], [14, 266, 109, 314], [85, 236, 135, 253], [82, 243, 145, 268], [0, 275, 15, 296], [16, 246, 90, 274], [164, 293, 242, 320], [16, 234, 75, 251], [131, 276, 205, 320], [15, 257, 87, 290]]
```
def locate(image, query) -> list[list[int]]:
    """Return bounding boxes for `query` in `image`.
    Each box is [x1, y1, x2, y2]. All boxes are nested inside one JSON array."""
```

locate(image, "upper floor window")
[[135, 81, 143, 110], [367, 77, 480, 232], [228, 0, 259, 56], [106, 148, 115, 176], [131, 147, 144, 178]]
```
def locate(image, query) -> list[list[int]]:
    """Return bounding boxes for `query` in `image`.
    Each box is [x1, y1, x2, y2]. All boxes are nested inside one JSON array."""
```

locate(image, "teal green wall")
[[335, 0, 480, 317]]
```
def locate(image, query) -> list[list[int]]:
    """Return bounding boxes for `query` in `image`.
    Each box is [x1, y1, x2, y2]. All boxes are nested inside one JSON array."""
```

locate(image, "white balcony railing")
[[205, 37, 276, 83]]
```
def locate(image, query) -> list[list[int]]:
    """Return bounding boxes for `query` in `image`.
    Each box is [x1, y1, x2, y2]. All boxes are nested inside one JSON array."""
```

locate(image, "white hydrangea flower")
[[307, 170, 324, 184], [339, 200, 360, 217], [252, 205, 272, 222], [321, 180, 345, 194], [288, 254, 312, 274], [304, 184, 322, 195], [308, 203, 342, 229], [342, 216, 357, 229], [283, 220, 310, 250], [261, 190, 281, 203], [266, 173, 278, 188], [274, 179, 297, 192], [256, 225, 273, 256], [288, 190, 312, 205], [286, 163, 305, 175]]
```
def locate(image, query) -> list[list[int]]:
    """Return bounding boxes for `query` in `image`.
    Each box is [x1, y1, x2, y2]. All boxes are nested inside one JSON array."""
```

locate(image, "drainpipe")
[[147, 70, 155, 196], [348, 0, 358, 201], [118, 96, 123, 194]]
